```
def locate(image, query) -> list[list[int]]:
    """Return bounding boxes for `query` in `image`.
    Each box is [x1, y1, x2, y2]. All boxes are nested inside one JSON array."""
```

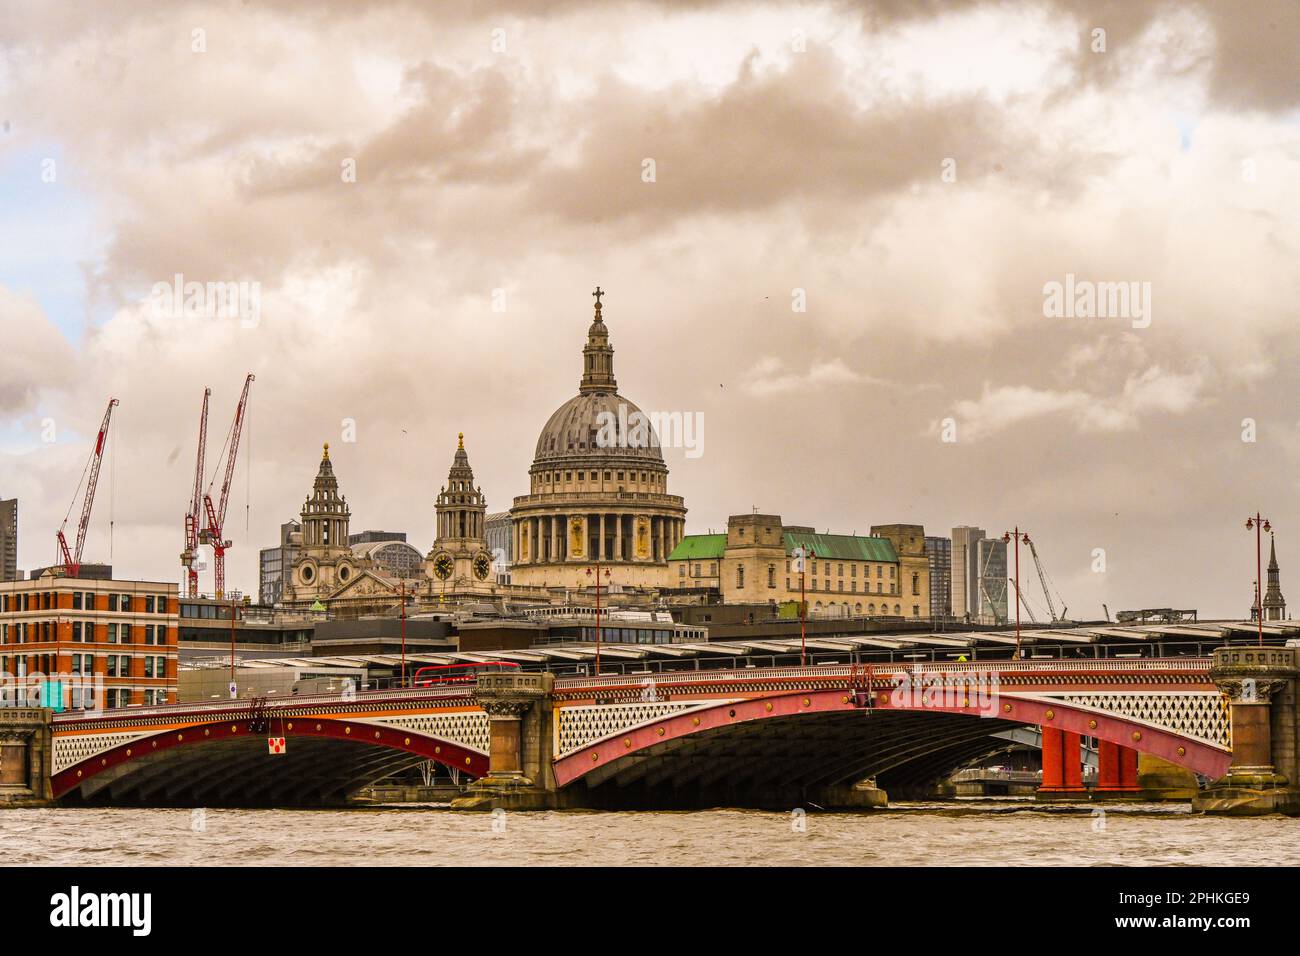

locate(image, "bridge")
[[16, 646, 1293, 814]]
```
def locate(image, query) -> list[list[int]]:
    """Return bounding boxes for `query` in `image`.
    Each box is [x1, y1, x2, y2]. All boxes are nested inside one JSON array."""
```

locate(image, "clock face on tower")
[[473, 552, 492, 580], [432, 553, 453, 581]]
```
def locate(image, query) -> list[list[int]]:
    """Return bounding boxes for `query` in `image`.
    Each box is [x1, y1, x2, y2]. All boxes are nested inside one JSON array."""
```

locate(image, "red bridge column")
[[1119, 745, 1140, 792], [1038, 726, 1063, 791], [1038, 725, 1086, 799], [1095, 740, 1140, 796], [1096, 738, 1120, 791], [1062, 731, 1084, 791]]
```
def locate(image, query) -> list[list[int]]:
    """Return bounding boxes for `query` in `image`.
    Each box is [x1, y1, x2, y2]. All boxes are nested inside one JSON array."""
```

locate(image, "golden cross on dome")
[[592, 286, 605, 307]]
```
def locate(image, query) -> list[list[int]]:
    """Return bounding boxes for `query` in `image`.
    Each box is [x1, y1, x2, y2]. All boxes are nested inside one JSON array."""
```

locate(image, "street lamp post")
[[793, 546, 816, 666], [586, 562, 611, 676], [229, 593, 239, 697], [1002, 528, 1030, 660], [399, 580, 408, 686], [1246, 514, 1271, 646]]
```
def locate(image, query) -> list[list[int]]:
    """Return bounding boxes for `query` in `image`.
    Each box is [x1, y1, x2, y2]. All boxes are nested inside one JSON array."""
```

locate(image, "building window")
[[679, 563, 686, 578], [710, 562, 717, 576], [768, 565, 776, 588], [912, 573, 920, 595], [737, 566, 745, 588]]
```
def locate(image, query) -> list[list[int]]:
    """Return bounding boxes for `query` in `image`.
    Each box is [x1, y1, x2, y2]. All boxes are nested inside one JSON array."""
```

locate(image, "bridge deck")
[[51, 658, 1215, 725]]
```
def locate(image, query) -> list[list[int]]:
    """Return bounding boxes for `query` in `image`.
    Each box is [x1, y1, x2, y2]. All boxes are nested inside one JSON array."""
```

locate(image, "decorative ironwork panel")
[[557, 699, 736, 756], [53, 731, 152, 774], [1050, 691, 1231, 748], [356, 712, 490, 754]]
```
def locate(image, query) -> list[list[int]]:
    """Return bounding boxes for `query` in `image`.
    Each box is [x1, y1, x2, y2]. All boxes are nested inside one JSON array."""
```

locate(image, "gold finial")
[[592, 285, 604, 315], [323, 442, 330, 459], [458, 432, 464, 449]]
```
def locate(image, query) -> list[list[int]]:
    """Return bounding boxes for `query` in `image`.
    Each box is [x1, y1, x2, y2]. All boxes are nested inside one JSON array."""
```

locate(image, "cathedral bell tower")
[[293, 443, 359, 594], [427, 433, 494, 592]]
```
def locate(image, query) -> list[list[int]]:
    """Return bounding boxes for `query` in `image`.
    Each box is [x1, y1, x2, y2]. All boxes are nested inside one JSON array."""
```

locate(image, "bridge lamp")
[[1245, 514, 1271, 646], [1001, 529, 1031, 660]]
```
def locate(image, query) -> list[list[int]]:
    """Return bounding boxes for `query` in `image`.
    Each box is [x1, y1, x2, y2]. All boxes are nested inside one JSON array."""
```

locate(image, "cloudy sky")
[[1, 0, 1297, 618]]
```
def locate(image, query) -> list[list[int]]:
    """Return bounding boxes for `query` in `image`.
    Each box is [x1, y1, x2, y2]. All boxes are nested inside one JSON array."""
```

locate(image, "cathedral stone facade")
[[508, 291, 687, 590], [282, 291, 688, 612]]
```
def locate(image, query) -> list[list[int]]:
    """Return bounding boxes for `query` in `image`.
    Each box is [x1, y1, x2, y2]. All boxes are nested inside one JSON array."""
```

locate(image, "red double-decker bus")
[[411, 661, 520, 687]]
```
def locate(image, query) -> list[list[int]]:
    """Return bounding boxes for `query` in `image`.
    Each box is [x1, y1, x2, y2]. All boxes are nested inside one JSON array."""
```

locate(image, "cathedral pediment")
[[327, 568, 401, 601]]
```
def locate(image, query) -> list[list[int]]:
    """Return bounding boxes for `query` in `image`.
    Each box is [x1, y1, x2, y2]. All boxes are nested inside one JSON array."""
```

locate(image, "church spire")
[[1263, 532, 1286, 621], [579, 286, 617, 394]]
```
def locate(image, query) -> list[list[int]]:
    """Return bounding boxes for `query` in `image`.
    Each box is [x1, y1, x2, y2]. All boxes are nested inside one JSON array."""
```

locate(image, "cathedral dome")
[[533, 391, 665, 467], [530, 288, 666, 471]]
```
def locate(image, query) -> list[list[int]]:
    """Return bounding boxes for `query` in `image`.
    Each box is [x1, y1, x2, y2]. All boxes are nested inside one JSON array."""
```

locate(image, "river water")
[[3, 801, 1297, 866]]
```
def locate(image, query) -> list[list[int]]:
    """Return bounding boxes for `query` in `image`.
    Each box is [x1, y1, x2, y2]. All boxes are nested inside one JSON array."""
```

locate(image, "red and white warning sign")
[[268, 737, 286, 755]]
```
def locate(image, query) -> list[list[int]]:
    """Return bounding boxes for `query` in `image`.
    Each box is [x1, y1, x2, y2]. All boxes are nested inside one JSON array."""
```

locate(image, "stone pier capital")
[[1196, 645, 1300, 815]]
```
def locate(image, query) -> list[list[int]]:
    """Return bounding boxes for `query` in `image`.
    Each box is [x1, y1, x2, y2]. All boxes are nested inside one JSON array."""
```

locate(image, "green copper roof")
[[783, 531, 897, 563], [668, 534, 728, 561]]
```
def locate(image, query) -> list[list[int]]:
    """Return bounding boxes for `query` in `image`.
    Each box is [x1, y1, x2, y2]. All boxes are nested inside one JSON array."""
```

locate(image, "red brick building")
[[0, 576, 179, 709]]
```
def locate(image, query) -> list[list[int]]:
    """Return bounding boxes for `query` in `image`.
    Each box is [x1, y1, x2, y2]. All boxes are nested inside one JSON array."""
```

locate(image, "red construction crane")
[[180, 387, 211, 599], [201, 373, 254, 600], [56, 397, 119, 578]]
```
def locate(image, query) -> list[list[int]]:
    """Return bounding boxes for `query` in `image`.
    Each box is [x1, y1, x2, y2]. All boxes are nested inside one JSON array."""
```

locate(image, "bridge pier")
[[0, 708, 53, 808], [451, 672, 559, 811], [1092, 740, 1142, 799], [1036, 727, 1088, 801], [1194, 646, 1300, 816]]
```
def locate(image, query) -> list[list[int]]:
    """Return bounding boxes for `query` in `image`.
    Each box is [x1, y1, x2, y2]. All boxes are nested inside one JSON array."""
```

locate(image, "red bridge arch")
[[54, 716, 487, 802], [553, 687, 1230, 789]]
